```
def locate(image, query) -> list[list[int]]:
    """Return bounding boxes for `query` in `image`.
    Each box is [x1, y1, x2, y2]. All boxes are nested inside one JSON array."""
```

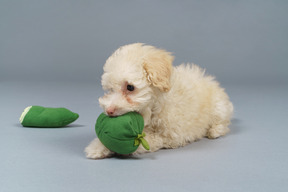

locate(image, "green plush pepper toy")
[[95, 112, 150, 154], [19, 106, 79, 127]]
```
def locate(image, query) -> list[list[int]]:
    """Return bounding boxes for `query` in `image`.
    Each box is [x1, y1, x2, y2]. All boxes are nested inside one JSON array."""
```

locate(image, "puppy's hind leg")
[[207, 98, 233, 139], [133, 133, 164, 155], [207, 123, 230, 139]]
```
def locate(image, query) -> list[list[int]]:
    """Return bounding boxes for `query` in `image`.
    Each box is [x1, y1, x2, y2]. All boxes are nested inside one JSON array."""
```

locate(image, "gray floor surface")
[[1, 81, 287, 192]]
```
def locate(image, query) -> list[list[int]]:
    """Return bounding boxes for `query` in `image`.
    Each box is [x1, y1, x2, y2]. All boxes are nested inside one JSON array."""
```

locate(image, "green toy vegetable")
[[19, 106, 79, 127], [95, 112, 150, 154]]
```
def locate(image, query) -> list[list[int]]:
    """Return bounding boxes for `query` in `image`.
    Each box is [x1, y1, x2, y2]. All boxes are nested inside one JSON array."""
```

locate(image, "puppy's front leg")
[[134, 133, 163, 155], [85, 138, 114, 159]]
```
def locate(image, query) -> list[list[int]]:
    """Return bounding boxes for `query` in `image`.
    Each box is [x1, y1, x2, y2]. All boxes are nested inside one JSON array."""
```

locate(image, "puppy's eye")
[[127, 84, 135, 92]]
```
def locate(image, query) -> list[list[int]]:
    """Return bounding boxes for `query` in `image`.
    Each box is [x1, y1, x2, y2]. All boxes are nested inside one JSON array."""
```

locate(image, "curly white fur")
[[85, 43, 233, 159]]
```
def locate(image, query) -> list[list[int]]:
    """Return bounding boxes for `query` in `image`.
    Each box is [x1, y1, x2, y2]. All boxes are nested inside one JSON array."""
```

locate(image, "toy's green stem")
[[134, 133, 150, 151]]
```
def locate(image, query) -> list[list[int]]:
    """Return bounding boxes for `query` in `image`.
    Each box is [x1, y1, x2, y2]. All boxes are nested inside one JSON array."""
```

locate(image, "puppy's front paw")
[[85, 148, 111, 159], [84, 138, 114, 159]]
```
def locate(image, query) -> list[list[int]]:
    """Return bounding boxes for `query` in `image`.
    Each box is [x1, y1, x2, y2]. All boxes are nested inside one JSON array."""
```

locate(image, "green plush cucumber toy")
[[95, 112, 150, 154], [19, 106, 79, 127]]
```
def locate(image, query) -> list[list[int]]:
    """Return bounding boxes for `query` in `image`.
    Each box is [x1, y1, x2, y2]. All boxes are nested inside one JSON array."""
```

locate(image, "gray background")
[[1, 0, 287, 84], [1, 0, 287, 192]]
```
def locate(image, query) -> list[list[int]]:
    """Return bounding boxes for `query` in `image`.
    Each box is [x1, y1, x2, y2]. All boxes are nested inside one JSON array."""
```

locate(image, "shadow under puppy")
[[85, 43, 233, 159]]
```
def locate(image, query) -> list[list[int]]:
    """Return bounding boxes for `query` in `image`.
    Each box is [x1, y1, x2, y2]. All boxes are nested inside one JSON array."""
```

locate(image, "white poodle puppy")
[[85, 43, 233, 159]]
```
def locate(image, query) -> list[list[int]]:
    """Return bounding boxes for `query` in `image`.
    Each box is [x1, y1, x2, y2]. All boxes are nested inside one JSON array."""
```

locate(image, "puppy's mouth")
[[106, 112, 118, 117], [105, 106, 136, 117], [105, 107, 126, 117]]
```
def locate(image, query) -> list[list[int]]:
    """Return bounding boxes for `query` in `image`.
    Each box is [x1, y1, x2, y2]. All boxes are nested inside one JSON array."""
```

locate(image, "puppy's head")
[[99, 43, 174, 116]]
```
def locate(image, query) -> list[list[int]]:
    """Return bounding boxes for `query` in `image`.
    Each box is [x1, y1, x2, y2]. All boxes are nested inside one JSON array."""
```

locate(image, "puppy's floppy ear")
[[143, 47, 174, 92]]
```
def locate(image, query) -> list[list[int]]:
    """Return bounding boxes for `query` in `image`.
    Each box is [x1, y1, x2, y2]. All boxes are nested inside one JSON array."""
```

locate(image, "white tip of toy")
[[19, 106, 32, 123]]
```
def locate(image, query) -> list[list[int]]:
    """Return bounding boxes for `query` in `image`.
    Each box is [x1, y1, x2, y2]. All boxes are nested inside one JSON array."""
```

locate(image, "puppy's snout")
[[106, 106, 116, 116]]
